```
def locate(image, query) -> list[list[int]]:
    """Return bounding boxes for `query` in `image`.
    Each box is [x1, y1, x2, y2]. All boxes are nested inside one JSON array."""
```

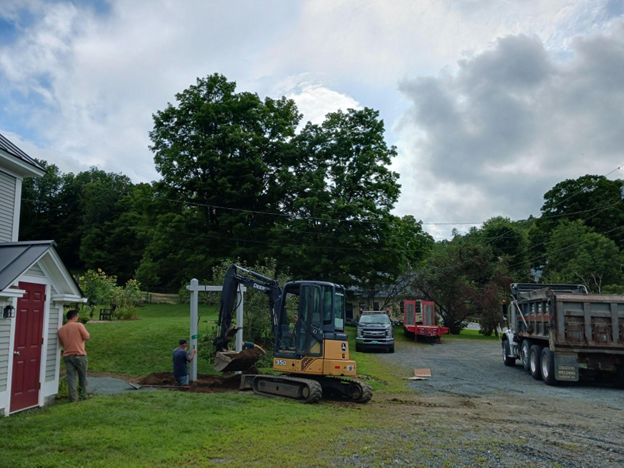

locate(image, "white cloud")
[[0, 0, 621, 233], [395, 20, 624, 238], [276, 77, 361, 126]]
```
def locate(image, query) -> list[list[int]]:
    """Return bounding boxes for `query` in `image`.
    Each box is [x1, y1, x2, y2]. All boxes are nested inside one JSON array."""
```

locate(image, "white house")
[[0, 133, 83, 416]]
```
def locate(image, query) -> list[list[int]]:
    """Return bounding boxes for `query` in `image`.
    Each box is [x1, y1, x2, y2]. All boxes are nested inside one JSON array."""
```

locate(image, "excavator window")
[[335, 288, 345, 331], [322, 286, 333, 324], [296, 284, 323, 357]]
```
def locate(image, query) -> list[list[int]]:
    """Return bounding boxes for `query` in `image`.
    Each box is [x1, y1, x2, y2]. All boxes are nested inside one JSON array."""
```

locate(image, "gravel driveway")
[[350, 337, 624, 468], [382, 338, 623, 407]]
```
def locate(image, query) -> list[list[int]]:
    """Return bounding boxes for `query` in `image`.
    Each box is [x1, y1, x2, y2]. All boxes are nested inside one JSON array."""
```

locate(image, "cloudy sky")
[[1, 0, 624, 239]]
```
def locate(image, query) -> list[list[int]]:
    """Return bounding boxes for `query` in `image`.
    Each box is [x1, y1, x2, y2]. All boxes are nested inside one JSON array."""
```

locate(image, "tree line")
[[415, 175, 624, 334]]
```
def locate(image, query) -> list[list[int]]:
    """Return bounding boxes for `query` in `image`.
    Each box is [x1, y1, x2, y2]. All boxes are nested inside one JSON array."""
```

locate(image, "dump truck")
[[501, 283, 624, 387]]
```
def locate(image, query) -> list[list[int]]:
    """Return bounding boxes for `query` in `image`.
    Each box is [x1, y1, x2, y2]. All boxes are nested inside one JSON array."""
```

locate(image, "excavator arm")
[[213, 264, 282, 352]]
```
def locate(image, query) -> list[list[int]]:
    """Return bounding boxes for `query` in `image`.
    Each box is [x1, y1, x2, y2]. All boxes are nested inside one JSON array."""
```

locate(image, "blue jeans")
[[175, 375, 189, 385]]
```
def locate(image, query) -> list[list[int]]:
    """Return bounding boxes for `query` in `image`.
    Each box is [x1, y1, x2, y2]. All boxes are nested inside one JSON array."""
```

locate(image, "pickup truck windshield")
[[360, 314, 390, 325]]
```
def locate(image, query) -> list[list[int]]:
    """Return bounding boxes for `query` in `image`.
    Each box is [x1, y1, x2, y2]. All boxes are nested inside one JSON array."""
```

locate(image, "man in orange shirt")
[[58, 309, 90, 402]]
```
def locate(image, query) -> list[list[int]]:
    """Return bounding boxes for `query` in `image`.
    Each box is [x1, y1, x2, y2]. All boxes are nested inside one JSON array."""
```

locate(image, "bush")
[[111, 279, 142, 320], [76, 269, 117, 318], [75, 270, 142, 320]]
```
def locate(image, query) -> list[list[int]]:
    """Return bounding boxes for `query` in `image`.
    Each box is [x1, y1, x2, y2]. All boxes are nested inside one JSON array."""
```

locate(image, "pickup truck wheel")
[[540, 348, 558, 386], [356, 344, 362, 353], [530, 345, 543, 380], [521, 340, 531, 371], [502, 340, 516, 367], [388, 345, 395, 354]]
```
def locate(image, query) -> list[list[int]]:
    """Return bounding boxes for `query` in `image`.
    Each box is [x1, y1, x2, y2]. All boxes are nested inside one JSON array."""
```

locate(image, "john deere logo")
[[301, 358, 315, 371]]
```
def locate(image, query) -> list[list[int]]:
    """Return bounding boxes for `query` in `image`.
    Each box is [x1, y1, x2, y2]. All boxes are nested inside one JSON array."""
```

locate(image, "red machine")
[[402, 300, 449, 343]]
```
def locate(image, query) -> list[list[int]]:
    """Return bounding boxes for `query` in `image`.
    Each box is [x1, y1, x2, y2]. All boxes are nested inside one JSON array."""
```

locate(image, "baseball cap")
[[179, 339, 187, 345]]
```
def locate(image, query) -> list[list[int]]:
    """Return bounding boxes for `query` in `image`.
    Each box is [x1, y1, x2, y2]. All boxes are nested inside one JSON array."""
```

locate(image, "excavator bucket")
[[214, 350, 261, 373]]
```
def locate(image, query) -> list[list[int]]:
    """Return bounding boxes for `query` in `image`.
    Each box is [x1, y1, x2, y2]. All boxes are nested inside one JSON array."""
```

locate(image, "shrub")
[[112, 279, 142, 320], [76, 269, 117, 318], [75, 270, 142, 320]]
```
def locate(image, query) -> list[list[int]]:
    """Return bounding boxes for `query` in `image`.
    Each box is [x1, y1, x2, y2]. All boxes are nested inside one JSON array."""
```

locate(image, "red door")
[[10, 282, 46, 413]]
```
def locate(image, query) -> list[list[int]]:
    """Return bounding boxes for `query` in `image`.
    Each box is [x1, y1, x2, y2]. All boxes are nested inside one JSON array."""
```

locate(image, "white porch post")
[[188, 279, 199, 382]]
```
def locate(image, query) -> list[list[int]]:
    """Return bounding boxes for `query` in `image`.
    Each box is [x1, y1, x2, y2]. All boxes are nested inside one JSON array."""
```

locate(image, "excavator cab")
[[275, 282, 347, 360]]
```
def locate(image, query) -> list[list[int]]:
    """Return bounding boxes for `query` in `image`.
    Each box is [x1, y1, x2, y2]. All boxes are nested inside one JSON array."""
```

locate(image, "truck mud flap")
[[555, 353, 579, 381]]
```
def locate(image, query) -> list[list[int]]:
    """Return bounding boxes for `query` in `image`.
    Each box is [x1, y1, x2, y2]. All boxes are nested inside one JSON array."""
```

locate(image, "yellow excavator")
[[213, 265, 372, 404]]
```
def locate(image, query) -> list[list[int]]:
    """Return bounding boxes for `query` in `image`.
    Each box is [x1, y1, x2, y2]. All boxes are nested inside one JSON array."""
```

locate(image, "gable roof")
[[0, 241, 82, 296], [0, 132, 46, 175]]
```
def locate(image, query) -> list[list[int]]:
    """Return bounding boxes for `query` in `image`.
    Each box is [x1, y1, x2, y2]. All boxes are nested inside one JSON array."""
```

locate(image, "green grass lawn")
[[445, 328, 499, 341], [1, 304, 501, 467], [0, 391, 372, 468], [84, 303, 219, 376]]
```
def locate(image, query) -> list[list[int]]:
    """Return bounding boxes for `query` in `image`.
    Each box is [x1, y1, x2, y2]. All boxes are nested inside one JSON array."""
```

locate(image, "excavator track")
[[251, 375, 323, 403], [319, 376, 373, 403]]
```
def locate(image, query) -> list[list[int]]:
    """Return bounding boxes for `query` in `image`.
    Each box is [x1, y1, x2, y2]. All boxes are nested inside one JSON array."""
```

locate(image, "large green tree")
[[274, 108, 432, 290], [145, 74, 301, 288], [529, 175, 624, 269], [145, 75, 432, 291], [543, 220, 622, 292]]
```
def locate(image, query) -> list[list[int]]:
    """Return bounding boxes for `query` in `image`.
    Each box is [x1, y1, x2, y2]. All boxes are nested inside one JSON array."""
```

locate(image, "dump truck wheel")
[[541, 348, 558, 386], [530, 345, 543, 380], [521, 340, 531, 371], [614, 367, 624, 389], [502, 340, 516, 367]]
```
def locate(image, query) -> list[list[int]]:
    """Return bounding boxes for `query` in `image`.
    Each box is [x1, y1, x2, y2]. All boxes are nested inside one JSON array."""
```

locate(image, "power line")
[[504, 200, 622, 266], [544, 161, 624, 212], [507, 223, 624, 270], [203, 232, 394, 253]]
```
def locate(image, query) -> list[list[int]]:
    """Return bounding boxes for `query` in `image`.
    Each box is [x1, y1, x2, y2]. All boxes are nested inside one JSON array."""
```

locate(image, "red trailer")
[[402, 300, 449, 343]]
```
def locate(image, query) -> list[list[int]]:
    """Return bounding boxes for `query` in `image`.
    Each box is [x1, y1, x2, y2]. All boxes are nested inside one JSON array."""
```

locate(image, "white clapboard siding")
[[0, 320, 11, 392], [0, 171, 16, 242], [45, 308, 61, 382], [26, 263, 46, 278]]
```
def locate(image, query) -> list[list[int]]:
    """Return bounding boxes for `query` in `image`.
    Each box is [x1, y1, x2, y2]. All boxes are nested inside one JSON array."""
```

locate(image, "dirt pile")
[[136, 372, 245, 393]]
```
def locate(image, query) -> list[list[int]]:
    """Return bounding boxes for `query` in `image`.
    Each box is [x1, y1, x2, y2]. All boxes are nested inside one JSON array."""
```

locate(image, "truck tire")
[[614, 367, 624, 389], [356, 344, 362, 353], [530, 345, 543, 380], [520, 340, 531, 371], [540, 348, 558, 386], [388, 344, 395, 353], [502, 340, 516, 367]]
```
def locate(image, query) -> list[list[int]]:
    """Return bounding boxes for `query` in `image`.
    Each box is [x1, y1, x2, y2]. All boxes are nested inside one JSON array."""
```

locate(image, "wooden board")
[[413, 368, 431, 377]]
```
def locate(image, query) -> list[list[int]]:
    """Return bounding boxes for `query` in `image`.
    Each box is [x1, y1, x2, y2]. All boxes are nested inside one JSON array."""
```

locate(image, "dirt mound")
[[136, 372, 245, 393]]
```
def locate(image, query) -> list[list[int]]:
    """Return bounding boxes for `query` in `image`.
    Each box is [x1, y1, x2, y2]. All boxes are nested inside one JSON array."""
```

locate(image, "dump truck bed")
[[511, 290, 624, 354]]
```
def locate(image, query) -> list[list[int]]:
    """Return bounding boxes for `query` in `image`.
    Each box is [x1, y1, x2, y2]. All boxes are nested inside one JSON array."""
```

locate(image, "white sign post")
[[186, 279, 246, 382]]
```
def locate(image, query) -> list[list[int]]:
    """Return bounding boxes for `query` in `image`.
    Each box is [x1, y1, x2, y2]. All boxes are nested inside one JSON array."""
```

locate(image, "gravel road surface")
[[383, 338, 624, 407], [349, 337, 624, 468]]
